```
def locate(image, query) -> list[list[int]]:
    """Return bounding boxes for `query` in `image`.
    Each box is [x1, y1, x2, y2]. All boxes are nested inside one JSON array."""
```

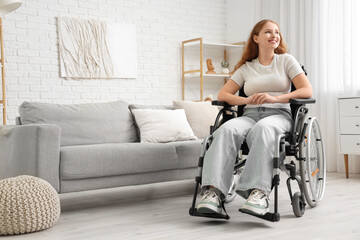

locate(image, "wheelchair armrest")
[[212, 100, 234, 110], [214, 98, 316, 106], [289, 98, 316, 105]]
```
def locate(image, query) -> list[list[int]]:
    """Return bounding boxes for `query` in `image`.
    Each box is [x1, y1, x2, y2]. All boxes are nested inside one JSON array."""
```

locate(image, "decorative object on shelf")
[[0, 0, 22, 125], [205, 58, 216, 74], [0, 175, 61, 235], [221, 60, 229, 74], [204, 96, 213, 102], [181, 38, 244, 101], [58, 17, 137, 79]]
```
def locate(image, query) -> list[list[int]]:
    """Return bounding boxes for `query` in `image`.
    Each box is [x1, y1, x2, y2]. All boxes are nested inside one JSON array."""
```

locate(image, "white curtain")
[[252, 0, 360, 173]]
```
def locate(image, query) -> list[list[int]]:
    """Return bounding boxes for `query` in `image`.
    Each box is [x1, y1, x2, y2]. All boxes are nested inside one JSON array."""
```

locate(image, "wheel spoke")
[[300, 116, 326, 206]]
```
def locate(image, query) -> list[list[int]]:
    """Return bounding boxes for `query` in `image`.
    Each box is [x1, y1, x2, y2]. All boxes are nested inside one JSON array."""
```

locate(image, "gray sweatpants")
[[202, 107, 293, 199]]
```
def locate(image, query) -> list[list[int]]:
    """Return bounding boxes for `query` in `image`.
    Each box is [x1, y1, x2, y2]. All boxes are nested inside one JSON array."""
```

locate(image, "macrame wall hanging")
[[57, 17, 137, 79]]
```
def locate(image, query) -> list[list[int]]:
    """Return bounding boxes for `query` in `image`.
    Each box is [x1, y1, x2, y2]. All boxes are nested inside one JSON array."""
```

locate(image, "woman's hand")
[[248, 93, 278, 105]]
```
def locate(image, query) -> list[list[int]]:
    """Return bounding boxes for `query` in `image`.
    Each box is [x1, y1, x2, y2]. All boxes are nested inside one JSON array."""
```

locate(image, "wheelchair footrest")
[[189, 207, 230, 220], [239, 208, 280, 222]]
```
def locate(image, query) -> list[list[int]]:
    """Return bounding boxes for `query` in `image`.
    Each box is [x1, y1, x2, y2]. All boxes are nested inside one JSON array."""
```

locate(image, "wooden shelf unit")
[[181, 37, 244, 101]]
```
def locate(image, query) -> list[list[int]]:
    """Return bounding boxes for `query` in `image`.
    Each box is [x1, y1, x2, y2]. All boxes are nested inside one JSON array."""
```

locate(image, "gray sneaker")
[[240, 189, 269, 216], [197, 189, 222, 214]]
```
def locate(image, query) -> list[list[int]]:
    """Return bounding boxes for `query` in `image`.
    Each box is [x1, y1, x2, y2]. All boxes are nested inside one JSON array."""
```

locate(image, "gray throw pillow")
[[19, 101, 138, 146]]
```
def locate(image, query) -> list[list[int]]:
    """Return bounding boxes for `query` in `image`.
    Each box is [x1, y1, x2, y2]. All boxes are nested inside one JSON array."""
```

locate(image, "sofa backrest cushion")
[[173, 101, 220, 139], [19, 101, 138, 146], [129, 104, 175, 110]]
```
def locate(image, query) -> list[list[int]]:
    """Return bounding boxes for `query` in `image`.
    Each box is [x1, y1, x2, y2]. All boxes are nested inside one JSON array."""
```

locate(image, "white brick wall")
[[0, 0, 227, 124]]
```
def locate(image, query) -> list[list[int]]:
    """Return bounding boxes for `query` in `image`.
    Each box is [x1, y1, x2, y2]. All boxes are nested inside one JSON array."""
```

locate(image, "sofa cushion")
[[173, 101, 219, 139], [169, 139, 202, 169], [131, 109, 197, 143], [19, 101, 137, 146], [60, 143, 179, 180]]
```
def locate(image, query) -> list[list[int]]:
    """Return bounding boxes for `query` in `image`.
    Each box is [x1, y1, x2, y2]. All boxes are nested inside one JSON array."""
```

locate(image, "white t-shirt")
[[231, 53, 303, 109]]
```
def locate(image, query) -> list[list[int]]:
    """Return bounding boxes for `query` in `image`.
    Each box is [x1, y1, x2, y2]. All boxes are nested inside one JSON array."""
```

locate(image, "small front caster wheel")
[[292, 192, 305, 217]]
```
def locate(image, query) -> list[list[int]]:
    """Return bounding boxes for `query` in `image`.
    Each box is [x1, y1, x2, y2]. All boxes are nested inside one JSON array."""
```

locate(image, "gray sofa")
[[0, 101, 202, 193]]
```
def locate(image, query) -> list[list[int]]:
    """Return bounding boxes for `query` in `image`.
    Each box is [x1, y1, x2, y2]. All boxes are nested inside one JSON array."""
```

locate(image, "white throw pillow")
[[173, 101, 220, 139], [131, 109, 197, 143]]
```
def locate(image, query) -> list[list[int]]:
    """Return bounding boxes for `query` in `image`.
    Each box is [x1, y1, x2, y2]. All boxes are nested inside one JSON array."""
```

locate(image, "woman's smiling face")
[[253, 22, 281, 50]]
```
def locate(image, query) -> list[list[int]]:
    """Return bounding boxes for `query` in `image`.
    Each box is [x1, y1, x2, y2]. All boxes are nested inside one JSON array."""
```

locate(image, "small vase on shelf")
[[221, 60, 229, 74]]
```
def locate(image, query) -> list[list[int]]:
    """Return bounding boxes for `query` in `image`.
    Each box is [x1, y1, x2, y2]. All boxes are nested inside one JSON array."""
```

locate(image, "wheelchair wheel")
[[292, 192, 305, 217], [299, 116, 326, 207]]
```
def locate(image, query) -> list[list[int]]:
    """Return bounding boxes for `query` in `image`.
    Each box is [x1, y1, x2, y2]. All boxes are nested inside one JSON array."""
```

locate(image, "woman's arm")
[[217, 79, 252, 105], [251, 72, 313, 105]]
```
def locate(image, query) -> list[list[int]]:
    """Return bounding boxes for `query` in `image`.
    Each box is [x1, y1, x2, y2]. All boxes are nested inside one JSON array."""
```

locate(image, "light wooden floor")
[[3, 172, 360, 240]]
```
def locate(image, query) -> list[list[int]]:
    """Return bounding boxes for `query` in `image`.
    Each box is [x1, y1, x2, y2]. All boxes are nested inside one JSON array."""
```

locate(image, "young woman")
[[197, 19, 312, 216]]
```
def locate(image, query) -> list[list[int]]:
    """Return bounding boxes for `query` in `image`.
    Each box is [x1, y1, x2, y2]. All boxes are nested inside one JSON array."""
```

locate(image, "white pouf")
[[0, 175, 61, 235]]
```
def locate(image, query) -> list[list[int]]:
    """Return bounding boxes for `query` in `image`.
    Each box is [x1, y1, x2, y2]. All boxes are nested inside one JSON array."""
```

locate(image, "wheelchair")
[[189, 83, 326, 222]]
